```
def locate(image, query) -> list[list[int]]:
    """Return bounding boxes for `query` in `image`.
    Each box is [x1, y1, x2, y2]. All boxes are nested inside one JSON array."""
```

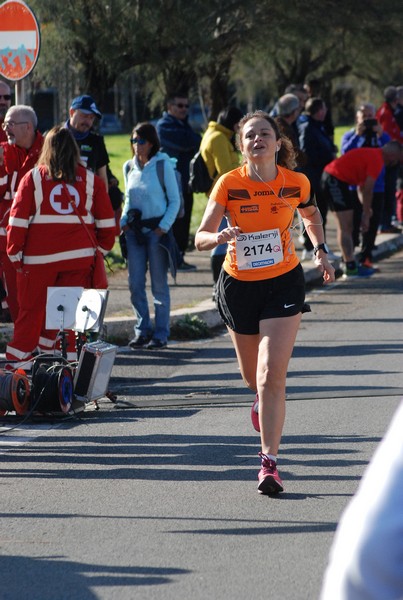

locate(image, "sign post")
[[0, 0, 41, 102]]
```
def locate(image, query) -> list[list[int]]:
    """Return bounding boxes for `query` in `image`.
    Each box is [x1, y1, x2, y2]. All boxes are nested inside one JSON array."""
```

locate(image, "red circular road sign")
[[0, 0, 41, 81]]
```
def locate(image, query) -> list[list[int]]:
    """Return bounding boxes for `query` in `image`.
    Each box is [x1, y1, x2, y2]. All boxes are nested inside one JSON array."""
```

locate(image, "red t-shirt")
[[324, 148, 384, 186]]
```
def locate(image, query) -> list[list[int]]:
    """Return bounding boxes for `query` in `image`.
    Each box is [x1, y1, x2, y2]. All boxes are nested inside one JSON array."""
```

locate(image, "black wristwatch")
[[313, 243, 329, 256]]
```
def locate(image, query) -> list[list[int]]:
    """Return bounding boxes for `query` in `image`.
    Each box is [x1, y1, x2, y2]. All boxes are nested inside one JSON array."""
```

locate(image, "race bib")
[[236, 228, 283, 270]]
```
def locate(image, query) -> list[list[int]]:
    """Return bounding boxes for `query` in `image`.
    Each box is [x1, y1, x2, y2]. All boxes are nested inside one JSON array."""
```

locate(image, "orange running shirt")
[[211, 164, 311, 281]]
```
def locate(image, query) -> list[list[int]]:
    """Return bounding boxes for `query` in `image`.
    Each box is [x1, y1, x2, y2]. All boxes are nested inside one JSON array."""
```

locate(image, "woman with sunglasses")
[[121, 123, 180, 349], [195, 110, 335, 494]]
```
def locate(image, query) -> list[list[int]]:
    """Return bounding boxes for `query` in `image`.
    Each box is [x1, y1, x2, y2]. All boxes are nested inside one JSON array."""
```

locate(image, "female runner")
[[195, 110, 335, 494]]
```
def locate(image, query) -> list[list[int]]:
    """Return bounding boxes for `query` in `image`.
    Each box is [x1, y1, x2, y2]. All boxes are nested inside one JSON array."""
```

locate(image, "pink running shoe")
[[251, 393, 260, 432], [257, 452, 284, 494]]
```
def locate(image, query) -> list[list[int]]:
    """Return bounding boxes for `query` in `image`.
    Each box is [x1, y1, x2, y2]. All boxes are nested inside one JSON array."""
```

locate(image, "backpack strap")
[[123, 159, 134, 182], [156, 160, 166, 195]]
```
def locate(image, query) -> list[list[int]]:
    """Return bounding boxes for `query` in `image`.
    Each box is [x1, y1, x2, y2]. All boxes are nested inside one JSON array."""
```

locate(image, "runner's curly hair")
[[237, 110, 297, 170]]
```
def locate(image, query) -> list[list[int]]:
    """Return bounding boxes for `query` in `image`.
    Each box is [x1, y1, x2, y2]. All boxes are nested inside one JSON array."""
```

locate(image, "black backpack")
[[188, 150, 215, 194]]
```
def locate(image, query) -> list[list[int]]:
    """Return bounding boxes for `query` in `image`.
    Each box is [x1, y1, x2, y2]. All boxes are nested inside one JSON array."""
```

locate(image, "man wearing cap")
[[0, 105, 43, 321], [66, 94, 123, 232], [66, 95, 108, 188]]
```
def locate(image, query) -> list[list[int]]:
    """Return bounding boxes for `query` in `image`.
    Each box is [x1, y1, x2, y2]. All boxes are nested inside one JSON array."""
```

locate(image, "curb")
[[103, 232, 403, 343], [1, 234, 402, 346]]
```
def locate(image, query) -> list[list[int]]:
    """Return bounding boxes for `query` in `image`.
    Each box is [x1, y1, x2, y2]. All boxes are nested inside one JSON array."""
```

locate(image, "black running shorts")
[[321, 172, 356, 212], [216, 263, 307, 335]]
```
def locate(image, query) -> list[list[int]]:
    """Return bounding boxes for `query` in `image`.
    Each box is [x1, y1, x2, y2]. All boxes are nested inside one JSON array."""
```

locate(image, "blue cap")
[[70, 95, 102, 118]]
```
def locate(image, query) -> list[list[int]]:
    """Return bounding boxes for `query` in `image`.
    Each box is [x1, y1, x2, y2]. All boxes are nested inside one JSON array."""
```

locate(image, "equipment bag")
[[188, 150, 215, 194]]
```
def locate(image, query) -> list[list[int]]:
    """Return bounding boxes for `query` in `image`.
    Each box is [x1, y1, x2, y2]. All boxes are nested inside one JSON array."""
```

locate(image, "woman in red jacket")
[[6, 125, 116, 365]]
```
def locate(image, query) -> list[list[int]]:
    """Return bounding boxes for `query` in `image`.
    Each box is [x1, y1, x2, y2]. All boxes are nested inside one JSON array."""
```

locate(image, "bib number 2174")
[[235, 228, 283, 270]]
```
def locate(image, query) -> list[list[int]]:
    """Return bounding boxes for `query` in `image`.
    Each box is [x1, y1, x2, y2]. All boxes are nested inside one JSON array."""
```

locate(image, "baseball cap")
[[70, 95, 102, 118]]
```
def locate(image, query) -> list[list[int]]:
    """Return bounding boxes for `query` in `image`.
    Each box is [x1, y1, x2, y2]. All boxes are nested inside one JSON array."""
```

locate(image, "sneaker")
[[177, 261, 197, 271], [251, 393, 260, 432], [360, 258, 380, 272], [342, 264, 375, 279], [146, 339, 167, 349], [257, 453, 284, 494], [129, 335, 149, 348], [379, 225, 401, 234]]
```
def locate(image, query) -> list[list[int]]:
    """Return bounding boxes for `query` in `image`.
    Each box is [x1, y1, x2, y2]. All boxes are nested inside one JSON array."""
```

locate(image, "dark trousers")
[[380, 165, 398, 229], [173, 190, 194, 255], [303, 188, 329, 251], [353, 191, 384, 261]]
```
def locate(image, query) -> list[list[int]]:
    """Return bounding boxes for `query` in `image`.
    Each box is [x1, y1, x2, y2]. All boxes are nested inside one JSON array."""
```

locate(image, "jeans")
[[125, 228, 170, 342]]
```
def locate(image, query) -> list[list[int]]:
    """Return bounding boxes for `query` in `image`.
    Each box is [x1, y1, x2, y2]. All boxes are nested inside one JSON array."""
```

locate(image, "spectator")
[[299, 97, 336, 259], [320, 400, 403, 600], [394, 85, 403, 131], [376, 86, 402, 234], [0, 80, 12, 140], [200, 106, 244, 296], [274, 93, 306, 167], [0, 105, 44, 321], [395, 87, 403, 225], [121, 122, 180, 350], [66, 95, 123, 234], [376, 86, 401, 142], [341, 103, 390, 268], [156, 93, 201, 271], [321, 142, 402, 278], [303, 78, 335, 141], [0, 80, 12, 318], [5, 125, 115, 366], [269, 84, 308, 121]]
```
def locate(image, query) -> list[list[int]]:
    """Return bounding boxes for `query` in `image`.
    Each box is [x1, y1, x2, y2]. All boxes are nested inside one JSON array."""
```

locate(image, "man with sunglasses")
[[157, 93, 201, 270], [0, 105, 43, 322], [0, 80, 12, 143], [0, 81, 13, 319]]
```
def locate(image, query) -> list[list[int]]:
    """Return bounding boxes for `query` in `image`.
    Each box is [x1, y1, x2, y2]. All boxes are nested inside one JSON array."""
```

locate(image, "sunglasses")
[[0, 94, 11, 100], [130, 137, 147, 145], [175, 103, 189, 109]]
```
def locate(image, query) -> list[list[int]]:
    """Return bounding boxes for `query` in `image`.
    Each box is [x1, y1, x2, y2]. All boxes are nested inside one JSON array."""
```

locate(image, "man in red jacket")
[[0, 105, 43, 321], [376, 87, 403, 233]]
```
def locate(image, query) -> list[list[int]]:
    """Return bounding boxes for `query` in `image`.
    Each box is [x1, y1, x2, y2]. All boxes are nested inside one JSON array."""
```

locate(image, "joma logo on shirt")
[[240, 205, 259, 213], [253, 190, 273, 196]]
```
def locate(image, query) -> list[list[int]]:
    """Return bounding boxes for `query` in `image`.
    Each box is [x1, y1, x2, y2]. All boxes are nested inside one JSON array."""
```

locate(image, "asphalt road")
[[0, 250, 402, 599]]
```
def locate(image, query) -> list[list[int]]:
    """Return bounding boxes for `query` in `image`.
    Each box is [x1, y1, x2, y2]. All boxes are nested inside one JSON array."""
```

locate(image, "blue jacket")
[[298, 117, 335, 191], [341, 129, 390, 192], [156, 112, 201, 185], [121, 151, 180, 232]]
